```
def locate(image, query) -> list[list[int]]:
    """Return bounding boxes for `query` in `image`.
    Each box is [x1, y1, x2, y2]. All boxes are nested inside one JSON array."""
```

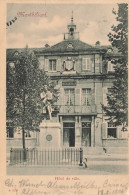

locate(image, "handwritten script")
[[5, 178, 129, 195]]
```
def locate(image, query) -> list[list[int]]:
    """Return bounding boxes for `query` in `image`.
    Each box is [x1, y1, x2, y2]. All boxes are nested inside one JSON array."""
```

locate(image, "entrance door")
[[69, 127, 75, 147], [82, 122, 91, 146], [63, 123, 75, 147]]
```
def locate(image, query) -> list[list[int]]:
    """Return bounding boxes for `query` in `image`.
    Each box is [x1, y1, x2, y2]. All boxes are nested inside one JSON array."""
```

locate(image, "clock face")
[[65, 60, 73, 71]]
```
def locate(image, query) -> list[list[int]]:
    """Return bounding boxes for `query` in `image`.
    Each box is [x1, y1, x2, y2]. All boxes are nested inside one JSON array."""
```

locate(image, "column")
[[75, 116, 81, 147], [79, 116, 82, 147], [91, 116, 95, 147]]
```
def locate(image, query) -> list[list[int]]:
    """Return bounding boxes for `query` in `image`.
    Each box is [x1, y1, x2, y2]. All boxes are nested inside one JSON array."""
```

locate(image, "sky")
[[6, 3, 118, 48]]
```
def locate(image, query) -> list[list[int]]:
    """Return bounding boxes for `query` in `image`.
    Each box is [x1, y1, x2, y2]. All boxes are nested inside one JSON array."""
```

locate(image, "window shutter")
[[60, 88, 65, 105], [100, 56, 102, 73], [82, 58, 86, 70], [108, 61, 111, 71], [91, 88, 95, 105], [57, 59, 61, 71], [95, 55, 100, 73], [45, 59, 49, 71], [90, 58, 92, 72], [87, 58, 90, 70], [101, 123, 107, 139], [38, 57, 44, 69], [91, 58, 94, 73], [103, 88, 107, 106], [95, 55, 99, 63], [108, 61, 115, 72], [75, 88, 81, 112], [75, 88, 81, 105], [87, 89, 92, 105]]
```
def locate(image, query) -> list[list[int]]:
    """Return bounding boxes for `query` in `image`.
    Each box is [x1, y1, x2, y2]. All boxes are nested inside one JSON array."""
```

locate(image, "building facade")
[[35, 16, 128, 149], [6, 16, 128, 151]]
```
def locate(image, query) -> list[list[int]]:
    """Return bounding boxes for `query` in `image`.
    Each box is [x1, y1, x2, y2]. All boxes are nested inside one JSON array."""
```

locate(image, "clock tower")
[[63, 11, 79, 40], [67, 11, 79, 40]]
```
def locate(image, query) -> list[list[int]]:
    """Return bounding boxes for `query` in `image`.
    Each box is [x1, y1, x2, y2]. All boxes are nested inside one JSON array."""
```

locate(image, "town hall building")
[[35, 15, 127, 150], [7, 15, 128, 154]]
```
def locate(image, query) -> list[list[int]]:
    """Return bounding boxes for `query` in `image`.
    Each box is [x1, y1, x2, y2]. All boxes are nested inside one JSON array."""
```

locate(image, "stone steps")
[[83, 147, 104, 155], [82, 146, 128, 155], [104, 147, 128, 154]]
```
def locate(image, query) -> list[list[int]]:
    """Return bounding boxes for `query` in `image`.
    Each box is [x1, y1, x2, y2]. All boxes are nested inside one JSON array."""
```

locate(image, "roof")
[[94, 45, 122, 57], [7, 42, 121, 59], [35, 39, 106, 54], [7, 48, 44, 61]]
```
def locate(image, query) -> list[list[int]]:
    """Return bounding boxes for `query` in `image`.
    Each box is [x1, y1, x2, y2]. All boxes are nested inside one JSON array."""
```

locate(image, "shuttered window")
[[82, 58, 91, 71], [49, 60, 56, 71], [81, 88, 91, 106], [64, 89, 75, 106], [107, 122, 117, 138], [57, 59, 61, 71]]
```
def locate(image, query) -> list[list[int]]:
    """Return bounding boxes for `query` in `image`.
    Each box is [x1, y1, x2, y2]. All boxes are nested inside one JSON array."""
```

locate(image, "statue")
[[40, 85, 53, 120]]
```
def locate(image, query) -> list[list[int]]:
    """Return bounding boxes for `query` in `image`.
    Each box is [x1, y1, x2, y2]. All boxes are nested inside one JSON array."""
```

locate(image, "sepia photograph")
[[6, 2, 128, 176]]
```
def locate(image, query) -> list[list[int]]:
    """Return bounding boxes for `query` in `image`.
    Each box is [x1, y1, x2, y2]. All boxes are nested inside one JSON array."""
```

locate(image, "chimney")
[[95, 41, 101, 46], [45, 44, 50, 48]]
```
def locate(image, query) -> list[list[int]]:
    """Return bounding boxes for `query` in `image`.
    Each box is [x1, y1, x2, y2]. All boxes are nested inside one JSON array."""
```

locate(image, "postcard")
[[0, 0, 129, 194]]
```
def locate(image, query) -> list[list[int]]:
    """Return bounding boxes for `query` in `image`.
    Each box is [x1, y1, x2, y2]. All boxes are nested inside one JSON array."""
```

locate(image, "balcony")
[[56, 105, 97, 115]]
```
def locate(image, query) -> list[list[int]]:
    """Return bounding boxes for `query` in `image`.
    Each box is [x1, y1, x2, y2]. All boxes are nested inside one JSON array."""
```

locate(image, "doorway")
[[63, 123, 75, 147], [82, 122, 91, 146]]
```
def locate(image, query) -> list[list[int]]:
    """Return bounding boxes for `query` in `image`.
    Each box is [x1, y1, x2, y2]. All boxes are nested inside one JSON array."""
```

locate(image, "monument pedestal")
[[39, 119, 61, 147]]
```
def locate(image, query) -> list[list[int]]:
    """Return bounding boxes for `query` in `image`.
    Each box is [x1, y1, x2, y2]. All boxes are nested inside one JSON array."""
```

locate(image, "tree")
[[6, 46, 59, 148], [103, 4, 128, 131]]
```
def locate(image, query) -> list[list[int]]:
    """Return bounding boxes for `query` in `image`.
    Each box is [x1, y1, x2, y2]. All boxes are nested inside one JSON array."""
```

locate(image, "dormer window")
[[14, 51, 19, 56], [67, 43, 73, 48], [107, 48, 113, 53]]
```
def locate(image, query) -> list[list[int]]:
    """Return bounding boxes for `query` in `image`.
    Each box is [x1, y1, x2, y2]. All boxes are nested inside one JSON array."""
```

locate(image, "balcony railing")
[[55, 105, 97, 114]]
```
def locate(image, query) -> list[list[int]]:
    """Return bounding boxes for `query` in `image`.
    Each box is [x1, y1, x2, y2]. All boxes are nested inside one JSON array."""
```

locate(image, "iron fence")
[[10, 148, 83, 167]]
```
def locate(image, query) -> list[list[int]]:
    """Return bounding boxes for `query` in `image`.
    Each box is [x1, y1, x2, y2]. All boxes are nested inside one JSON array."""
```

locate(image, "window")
[[49, 60, 56, 71], [107, 48, 113, 53], [107, 122, 117, 138], [81, 88, 91, 106], [82, 58, 90, 71], [64, 89, 75, 105], [108, 61, 115, 72], [6, 127, 14, 138]]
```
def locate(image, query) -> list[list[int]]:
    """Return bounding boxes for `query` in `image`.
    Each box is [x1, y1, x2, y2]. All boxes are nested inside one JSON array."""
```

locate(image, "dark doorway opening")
[[63, 123, 75, 147]]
